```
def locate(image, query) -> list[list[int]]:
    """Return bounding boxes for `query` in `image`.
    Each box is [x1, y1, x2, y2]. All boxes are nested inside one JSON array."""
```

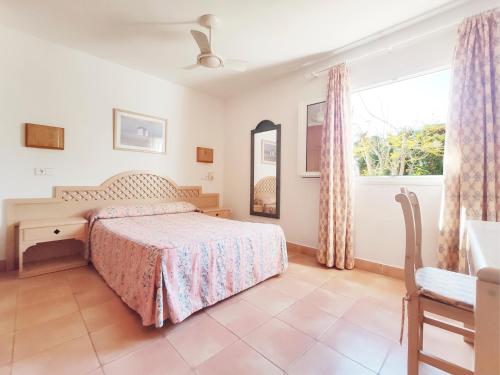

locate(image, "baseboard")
[[286, 241, 404, 280], [354, 257, 404, 280], [286, 242, 316, 257]]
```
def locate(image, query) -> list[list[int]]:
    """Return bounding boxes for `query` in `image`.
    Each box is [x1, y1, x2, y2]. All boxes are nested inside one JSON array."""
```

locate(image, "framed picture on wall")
[[113, 108, 167, 154], [261, 139, 276, 164]]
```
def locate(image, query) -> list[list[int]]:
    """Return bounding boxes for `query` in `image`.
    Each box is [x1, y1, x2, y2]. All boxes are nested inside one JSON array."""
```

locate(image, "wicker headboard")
[[54, 172, 204, 202], [254, 176, 276, 195], [4, 171, 219, 271]]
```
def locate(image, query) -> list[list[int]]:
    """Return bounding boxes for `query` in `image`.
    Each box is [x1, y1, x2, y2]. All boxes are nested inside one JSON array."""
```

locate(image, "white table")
[[465, 220, 500, 375]]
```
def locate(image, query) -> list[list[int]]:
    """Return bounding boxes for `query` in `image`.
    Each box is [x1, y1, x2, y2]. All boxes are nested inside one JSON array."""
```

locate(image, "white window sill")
[[300, 174, 443, 186], [355, 175, 443, 186], [299, 172, 320, 178]]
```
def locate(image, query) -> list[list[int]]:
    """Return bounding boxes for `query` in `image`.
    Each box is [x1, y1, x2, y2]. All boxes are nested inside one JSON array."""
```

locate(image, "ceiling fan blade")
[[183, 64, 200, 70], [190, 30, 210, 53], [131, 20, 197, 27], [224, 59, 248, 72]]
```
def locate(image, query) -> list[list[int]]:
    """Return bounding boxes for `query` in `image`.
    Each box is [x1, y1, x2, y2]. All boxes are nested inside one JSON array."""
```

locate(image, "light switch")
[[34, 168, 54, 176], [201, 172, 214, 181]]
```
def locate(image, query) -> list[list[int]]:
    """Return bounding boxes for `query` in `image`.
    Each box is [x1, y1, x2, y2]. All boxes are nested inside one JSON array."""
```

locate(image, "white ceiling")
[[0, 0, 458, 98]]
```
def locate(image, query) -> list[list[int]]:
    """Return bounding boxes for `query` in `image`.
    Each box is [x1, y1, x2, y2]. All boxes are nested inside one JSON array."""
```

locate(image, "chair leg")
[[407, 297, 420, 375]]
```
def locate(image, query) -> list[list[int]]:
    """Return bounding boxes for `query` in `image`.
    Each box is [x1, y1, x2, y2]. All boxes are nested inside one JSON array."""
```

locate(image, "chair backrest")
[[395, 187, 423, 295], [407, 190, 423, 270]]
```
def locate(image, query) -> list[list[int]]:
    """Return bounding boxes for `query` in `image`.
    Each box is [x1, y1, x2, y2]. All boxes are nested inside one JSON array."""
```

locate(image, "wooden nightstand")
[[17, 217, 89, 278], [202, 207, 232, 219]]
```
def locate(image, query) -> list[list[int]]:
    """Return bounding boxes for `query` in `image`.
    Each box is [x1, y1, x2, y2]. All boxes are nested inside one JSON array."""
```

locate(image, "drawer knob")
[[216, 213, 219, 216], [54, 229, 60, 234]]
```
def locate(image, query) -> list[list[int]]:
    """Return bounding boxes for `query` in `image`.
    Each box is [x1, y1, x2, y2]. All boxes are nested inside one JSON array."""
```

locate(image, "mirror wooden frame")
[[250, 120, 281, 219]]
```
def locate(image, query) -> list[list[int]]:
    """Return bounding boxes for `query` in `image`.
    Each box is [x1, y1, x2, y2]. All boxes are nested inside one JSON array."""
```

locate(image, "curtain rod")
[[308, 20, 461, 79]]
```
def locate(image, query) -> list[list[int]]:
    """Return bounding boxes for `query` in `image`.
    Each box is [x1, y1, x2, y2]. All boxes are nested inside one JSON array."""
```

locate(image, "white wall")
[[0, 25, 225, 261], [223, 0, 497, 268], [354, 178, 442, 267]]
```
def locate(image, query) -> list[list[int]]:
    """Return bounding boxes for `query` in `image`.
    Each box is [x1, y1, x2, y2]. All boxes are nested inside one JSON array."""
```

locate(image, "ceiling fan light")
[[200, 55, 222, 68]]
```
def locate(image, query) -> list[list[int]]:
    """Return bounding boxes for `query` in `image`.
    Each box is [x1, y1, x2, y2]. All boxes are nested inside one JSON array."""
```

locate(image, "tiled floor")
[[0, 253, 474, 374]]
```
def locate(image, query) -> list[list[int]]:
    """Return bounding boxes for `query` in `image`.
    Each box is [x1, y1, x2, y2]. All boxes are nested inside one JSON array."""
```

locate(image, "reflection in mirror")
[[253, 130, 277, 214], [251, 120, 280, 218]]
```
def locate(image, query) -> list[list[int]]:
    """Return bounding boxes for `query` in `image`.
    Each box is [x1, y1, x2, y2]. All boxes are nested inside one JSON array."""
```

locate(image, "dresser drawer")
[[23, 223, 87, 242]]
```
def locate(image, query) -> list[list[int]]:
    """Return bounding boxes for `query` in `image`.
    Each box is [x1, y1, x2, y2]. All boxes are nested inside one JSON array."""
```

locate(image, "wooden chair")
[[395, 187, 476, 375]]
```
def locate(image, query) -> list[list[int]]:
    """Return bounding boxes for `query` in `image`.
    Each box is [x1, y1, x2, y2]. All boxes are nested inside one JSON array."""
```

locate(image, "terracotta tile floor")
[[0, 253, 474, 374]]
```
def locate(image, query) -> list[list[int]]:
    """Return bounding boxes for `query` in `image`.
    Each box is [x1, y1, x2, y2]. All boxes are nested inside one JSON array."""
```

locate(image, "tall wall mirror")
[[250, 120, 281, 219]]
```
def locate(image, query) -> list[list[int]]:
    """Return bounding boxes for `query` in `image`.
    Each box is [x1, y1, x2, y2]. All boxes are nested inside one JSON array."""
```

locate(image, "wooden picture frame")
[[113, 108, 167, 154], [196, 147, 214, 163], [25, 123, 64, 150]]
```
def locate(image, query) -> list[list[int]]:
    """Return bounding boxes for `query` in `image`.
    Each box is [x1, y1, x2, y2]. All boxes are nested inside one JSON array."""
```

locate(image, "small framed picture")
[[113, 109, 167, 154], [261, 139, 276, 164]]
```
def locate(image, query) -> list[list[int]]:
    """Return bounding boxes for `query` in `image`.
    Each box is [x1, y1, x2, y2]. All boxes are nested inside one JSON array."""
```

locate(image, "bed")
[[5, 172, 288, 327], [87, 202, 288, 327]]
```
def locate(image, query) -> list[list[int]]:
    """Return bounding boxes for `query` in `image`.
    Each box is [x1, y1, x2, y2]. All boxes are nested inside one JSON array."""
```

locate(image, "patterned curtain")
[[317, 63, 354, 269], [438, 8, 500, 271]]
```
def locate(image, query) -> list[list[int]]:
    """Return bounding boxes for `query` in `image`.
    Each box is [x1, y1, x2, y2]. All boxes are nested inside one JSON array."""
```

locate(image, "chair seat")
[[415, 267, 476, 311]]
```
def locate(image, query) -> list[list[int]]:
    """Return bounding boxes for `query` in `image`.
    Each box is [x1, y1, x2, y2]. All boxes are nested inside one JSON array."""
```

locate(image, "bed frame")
[[4, 171, 219, 271]]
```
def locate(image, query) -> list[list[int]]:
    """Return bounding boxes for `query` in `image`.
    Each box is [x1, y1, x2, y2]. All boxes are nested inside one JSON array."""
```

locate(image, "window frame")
[[297, 65, 450, 180], [297, 97, 325, 178]]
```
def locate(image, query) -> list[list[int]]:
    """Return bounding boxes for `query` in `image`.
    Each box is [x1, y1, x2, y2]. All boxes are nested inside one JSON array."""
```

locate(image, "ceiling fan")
[[183, 14, 248, 72]]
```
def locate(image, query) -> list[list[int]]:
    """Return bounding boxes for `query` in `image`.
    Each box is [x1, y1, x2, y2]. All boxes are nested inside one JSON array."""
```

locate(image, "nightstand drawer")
[[203, 208, 231, 219], [23, 223, 87, 242]]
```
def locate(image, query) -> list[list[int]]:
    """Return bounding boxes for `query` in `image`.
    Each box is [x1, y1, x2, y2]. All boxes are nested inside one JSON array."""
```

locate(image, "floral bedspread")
[[87, 203, 287, 326]]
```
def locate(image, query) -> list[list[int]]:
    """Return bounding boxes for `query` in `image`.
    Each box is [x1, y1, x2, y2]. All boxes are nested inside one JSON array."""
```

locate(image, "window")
[[297, 69, 450, 179], [306, 101, 326, 172], [351, 69, 450, 176], [297, 98, 326, 177]]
